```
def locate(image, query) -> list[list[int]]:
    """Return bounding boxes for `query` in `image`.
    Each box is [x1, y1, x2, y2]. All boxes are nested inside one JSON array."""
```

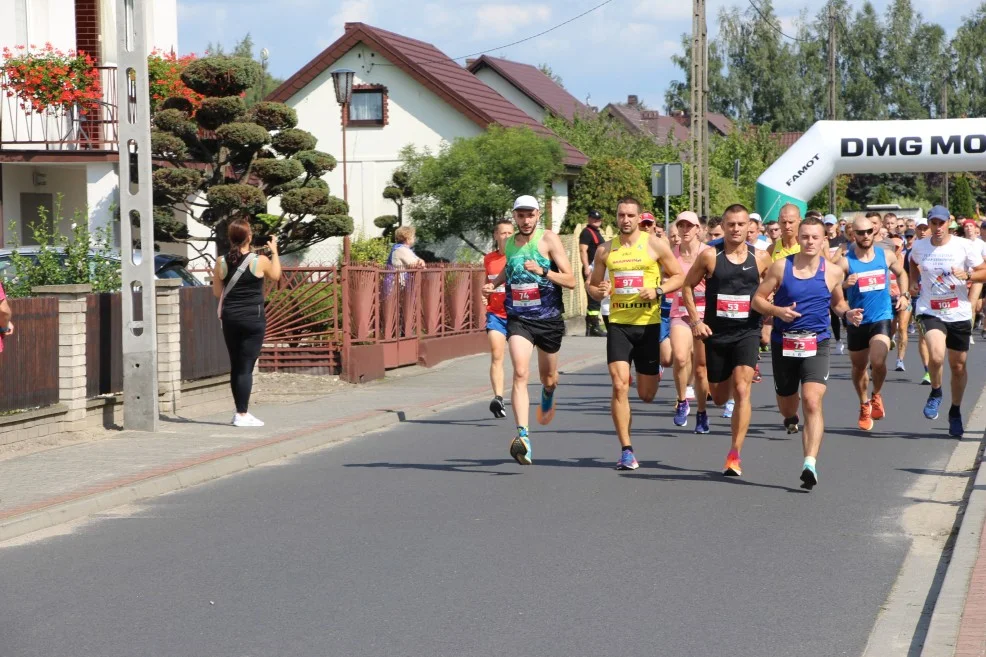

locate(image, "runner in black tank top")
[[681, 205, 770, 478]]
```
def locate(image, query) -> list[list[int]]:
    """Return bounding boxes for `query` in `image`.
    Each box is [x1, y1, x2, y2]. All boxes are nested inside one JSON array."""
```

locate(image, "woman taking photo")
[[212, 218, 281, 427]]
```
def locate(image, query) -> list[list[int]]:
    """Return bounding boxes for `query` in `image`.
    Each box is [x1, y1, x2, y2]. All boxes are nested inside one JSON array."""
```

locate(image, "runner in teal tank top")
[[483, 195, 577, 466], [504, 229, 564, 321]]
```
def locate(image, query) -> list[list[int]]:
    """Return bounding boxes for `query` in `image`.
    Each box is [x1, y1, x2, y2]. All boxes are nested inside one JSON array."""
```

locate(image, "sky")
[[176, 0, 982, 111]]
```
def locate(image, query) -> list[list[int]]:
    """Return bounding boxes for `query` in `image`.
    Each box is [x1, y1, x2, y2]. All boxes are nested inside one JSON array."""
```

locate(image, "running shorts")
[[846, 319, 893, 352], [606, 323, 661, 375], [507, 316, 565, 354], [771, 338, 831, 397], [704, 332, 760, 384], [660, 304, 671, 343], [918, 315, 972, 352], [486, 312, 507, 337]]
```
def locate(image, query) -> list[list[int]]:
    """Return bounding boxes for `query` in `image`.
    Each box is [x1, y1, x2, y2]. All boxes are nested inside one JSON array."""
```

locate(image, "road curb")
[[920, 386, 986, 657], [0, 353, 606, 544]]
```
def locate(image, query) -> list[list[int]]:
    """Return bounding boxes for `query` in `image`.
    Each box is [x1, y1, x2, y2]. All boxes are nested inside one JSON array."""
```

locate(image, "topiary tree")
[[150, 54, 352, 261], [563, 157, 652, 232]]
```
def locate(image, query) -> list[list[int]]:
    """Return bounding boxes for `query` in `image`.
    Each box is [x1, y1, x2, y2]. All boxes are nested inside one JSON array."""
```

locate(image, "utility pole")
[[827, 2, 837, 214], [690, 0, 708, 215], [942, 76, 950, 208]]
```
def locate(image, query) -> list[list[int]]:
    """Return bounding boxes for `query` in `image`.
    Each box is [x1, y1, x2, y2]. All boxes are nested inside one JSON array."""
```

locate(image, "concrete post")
[[155, 280, 182, 414], [33, 284, 91, 431]]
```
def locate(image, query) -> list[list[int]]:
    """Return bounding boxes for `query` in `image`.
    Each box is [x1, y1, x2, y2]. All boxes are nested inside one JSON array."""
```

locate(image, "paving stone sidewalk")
[[0, 337, 604, 541]]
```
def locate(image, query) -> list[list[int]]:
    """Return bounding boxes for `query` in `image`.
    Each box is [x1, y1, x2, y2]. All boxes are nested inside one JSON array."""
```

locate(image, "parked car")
[[0, 248, 203, 288]]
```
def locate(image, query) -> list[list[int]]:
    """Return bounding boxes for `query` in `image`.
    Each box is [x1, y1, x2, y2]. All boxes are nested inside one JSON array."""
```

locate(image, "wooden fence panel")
[[0, 297, 59, 412], [180, 286, 230, 381], [86, 293, 123, 397]]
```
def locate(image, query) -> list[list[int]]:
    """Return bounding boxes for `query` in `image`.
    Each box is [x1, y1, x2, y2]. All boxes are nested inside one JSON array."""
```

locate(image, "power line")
[[746, 0, 808, 43], [375, 0, 615, 66]]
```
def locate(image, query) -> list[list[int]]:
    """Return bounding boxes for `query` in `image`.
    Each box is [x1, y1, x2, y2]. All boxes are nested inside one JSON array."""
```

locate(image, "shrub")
[[180, 56, 261, 96], [253, 159, 304, 186], [271, 129, 317, 156], [350, 234, 391, 265], [194, 96, 246, 130], [294, 150, 337, 177], [245, 101, 298, 131], [216, 121, 270, 151], [207, 184, 268, 214], [147, 50, 204, 112], [564, 157, 652, 232]]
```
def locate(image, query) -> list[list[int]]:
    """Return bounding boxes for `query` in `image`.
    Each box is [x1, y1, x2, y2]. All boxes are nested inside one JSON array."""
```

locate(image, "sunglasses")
[[855, 228, 875, 236]]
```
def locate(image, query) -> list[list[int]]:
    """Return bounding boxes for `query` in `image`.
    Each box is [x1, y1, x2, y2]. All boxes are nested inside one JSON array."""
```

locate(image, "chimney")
[[640, 110, 660, 119], [627, 94, 639, 107], [466, 58, 477, 67], [344, 22, 361, 31]]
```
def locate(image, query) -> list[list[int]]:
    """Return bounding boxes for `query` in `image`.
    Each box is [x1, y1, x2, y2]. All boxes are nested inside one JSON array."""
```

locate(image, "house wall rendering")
[[276, 46, 485, 261], [472, 67, 547, 125], [2, 164, 88, 243]]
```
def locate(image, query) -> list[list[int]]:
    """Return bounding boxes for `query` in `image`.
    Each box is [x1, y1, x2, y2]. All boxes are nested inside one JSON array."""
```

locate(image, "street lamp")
[[330, 68, 355, 263]]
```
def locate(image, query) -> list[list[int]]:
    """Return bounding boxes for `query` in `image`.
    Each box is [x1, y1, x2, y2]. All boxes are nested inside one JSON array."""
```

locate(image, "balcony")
[[0, 65, 119, 153]]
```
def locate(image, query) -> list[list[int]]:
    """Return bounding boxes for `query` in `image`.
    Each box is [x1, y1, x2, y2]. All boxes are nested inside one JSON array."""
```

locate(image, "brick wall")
[[75, 0, 101, 62]]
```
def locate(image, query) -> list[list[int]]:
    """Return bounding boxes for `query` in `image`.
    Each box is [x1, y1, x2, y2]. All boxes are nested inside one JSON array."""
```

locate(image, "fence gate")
[[261, 267, 341, 374]]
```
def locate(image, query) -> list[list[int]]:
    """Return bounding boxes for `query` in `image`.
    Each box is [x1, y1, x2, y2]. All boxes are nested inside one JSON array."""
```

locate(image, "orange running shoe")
[[858, 401, 874, 431], [871, 392, 885, 420], [723, 450, 742, 476]]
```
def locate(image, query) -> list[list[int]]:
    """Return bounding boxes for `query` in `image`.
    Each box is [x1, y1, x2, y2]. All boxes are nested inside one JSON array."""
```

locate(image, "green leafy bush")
[[564, 157, 651, 232], [271, 129, 317, 156], [350, 233, 391, 265], [245, 101, 298, 131], [194, 96, 246, 130], [180, 56, 261, 96], [207, 184, 268, 214]]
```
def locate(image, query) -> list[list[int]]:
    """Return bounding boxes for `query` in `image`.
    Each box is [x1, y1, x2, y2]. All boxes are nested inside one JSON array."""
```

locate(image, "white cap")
[[915, 217, 928, 226], [513, 195, 540, 211], [749, 212, 762, 223]]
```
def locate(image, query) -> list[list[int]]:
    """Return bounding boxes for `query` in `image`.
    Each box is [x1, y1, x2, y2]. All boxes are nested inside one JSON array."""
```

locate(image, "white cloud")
[[331, 0, 377, 30], [475, 3, 552, 37]]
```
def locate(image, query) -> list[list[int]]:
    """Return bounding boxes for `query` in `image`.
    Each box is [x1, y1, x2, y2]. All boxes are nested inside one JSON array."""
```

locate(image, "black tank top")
[[704, 247, 762, 341], [222, 257, 265, 322]]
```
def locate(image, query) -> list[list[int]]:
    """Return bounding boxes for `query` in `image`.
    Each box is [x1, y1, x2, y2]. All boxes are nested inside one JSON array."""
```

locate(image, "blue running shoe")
[[536, 387, 556, 426], [924, 395, 942, 420], [800, 463, 818, 490], [673, 399, 690, 427], [510, 428, 532, 465], [616, 450, 639, 470], [949, 413, 964, 437], [722, 400, 735, 419], [695, 410, 710, 434]]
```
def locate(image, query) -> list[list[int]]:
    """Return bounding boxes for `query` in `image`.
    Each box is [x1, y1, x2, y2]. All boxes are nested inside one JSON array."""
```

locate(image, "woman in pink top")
[[668, 211, 711, 433]]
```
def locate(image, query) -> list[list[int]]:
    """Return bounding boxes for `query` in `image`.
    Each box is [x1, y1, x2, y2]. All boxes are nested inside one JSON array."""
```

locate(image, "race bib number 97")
[[613, 270, 644, 295]]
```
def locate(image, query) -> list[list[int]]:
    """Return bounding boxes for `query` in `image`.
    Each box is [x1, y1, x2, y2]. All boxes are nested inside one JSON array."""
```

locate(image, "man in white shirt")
[[748, 213, 770, 252], [908, 205, 986, 437]]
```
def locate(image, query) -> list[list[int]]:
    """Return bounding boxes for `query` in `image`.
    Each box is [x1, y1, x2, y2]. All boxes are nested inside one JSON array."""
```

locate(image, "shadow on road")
[[621, 460, 807, 493], [343, 456, 611, 475]]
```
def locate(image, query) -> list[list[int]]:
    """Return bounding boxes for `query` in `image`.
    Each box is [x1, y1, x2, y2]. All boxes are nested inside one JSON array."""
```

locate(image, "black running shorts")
[[918, 315, 972, 352], [771, 338, 830, 397], [846, 319, 893, 352], [704, 331, 760, 384], [606, 322, 661, 376], [507, 316, 565, 354]]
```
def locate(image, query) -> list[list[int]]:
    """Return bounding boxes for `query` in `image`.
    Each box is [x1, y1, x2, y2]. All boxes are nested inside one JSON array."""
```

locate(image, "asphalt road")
[[2, 336, 986, 657]]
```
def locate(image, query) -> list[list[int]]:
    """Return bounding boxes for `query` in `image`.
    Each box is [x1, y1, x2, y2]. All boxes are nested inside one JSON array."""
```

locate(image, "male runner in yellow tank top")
[[763, 203, 803, 346], [588, 196, 684, 470]]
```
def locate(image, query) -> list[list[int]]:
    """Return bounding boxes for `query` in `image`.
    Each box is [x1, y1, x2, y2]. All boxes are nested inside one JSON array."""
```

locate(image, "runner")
[[908, 205, 986, 437], [752, 216, 863, 489], [683, 204, 770, 476], [483, 195, 576, 464], [578, 210, 607, 337], [668, 211, 711, 431], [839, 214, 909, 430], [910, 218, 933, 383], [826, 213, 849, 353], [483, 218, 515, 418], [587, 197, 684, 470]]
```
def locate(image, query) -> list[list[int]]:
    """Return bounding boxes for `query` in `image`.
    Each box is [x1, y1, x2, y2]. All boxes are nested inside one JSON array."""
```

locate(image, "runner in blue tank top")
[[837, 214, 910, 431], [753, 217, 862, 490], [483, 195, 576, 466]]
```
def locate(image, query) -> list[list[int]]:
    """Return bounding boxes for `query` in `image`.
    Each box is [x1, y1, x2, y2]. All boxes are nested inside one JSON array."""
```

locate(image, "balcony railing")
[[0, 65, 119, 152]]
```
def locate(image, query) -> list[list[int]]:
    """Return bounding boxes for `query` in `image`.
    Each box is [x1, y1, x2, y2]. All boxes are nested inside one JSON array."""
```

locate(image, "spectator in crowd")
[[578, 209, 606, 337], [212, 218, 281, 428], [388, 226, 426, 269]]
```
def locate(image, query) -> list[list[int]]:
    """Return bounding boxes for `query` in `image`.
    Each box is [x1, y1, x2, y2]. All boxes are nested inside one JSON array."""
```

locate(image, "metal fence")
[[0, 297, 59, 412], [86, 293, 123, 397], [180, 286, 231, 381], [261, 267, 341, 373]]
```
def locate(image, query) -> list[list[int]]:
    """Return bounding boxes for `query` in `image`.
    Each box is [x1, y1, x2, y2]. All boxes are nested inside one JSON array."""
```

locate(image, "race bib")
[[782, 332, 817, 358], [856, 270, 886, 292], [930, 295, 959, 313], [695, 289, 706, 314], [511, 282, 541, 307], [717, 293, 750, 319], [614, 270, 644, 295], [488, 274, 504, 294]]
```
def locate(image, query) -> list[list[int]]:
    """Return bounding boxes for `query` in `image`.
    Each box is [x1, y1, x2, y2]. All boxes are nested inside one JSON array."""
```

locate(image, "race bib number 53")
[[717, 293, 750, 319]]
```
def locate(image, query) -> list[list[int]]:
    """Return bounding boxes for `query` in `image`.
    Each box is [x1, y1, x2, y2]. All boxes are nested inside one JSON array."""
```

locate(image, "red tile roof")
[[603, 104, 690, 144], [466, 55, 590, 122], [267, 23, 587, 167], [771, 131, 804, 150]]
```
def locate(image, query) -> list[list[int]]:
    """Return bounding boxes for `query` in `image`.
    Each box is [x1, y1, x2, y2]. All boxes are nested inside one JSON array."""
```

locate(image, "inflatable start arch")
[[755, 119, 986, 220]]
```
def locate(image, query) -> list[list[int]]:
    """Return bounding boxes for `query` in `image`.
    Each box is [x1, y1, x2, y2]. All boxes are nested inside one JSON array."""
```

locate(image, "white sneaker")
[[838, 341, 846, 355], [685, 385, 696, 401], [233, 413, 265, 427]]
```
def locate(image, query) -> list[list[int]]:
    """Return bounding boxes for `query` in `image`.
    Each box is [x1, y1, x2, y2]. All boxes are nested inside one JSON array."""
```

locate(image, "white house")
[[466, 55, 591, 125], [0, 0, 178, 248], [266, 22, 587, 263]]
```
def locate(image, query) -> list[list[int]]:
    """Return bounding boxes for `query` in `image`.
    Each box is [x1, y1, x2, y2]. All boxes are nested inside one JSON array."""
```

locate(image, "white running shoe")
[[685, 385, 696, 401], [233, 413, 265, 427], [837, 341, 846, 355]]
